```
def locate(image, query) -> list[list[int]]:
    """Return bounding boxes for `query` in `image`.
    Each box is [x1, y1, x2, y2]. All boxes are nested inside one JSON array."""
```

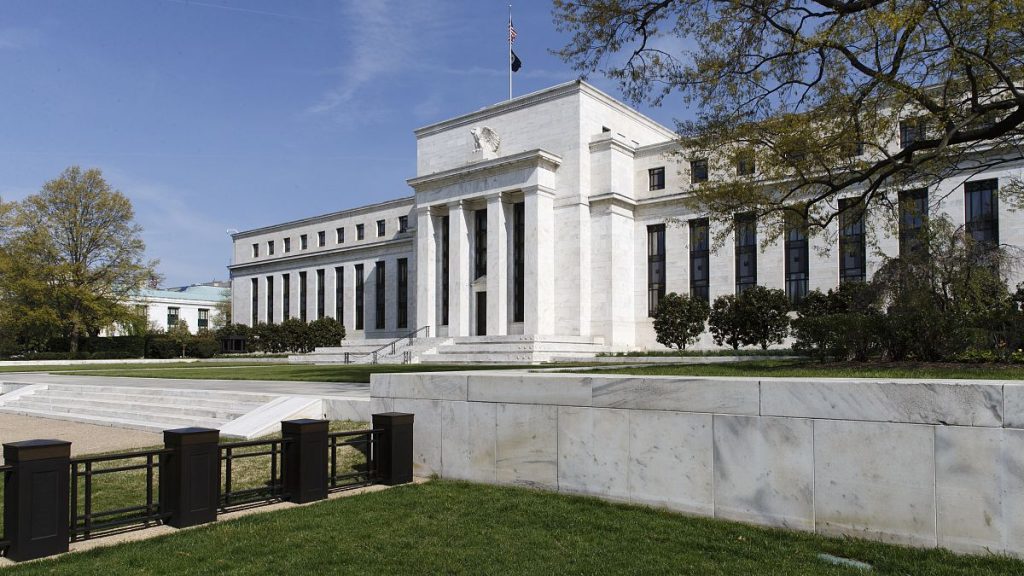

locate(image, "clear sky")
[[0, 0, 681, 287]]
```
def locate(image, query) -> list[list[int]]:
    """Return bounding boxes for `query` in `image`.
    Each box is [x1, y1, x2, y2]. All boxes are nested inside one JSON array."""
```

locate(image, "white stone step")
[[38, 383, 278, 404], [3, 400, 228, 429], [27, 390, 268, 411], [434, 342, 606, 354], [9, 395, 253, 420], [0, 406, 216, 435]]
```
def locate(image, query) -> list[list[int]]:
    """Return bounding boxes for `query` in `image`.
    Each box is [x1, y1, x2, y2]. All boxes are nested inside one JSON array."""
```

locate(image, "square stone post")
[[372, 412, 414, 485], [281, 419, 329, 504], [486, 192, 509, 335], [524, 186, 555, 336], [161, 427, 220, 528], [415, 205, 436, 332], [3, 440, 71, 561], [448, 201, 471, 337]]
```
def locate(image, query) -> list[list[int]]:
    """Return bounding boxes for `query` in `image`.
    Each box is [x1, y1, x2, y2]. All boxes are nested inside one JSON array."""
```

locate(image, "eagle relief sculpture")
[[470, 126, 500, 157]]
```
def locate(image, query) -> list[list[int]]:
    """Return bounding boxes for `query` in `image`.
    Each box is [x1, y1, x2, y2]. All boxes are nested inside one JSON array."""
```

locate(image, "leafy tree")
[[736, 286, 791, 350], [166, 319, 192, 359], [708, 294, 744, 350], [653, 292, 709, 350], [554, 0, 1024, 239], [0, 167, 159, 354], [213, 297, 232, 329], [308, 317, 346, 349]]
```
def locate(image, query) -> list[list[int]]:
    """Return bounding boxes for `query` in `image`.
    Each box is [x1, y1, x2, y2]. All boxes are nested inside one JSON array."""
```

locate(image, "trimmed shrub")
[[653, 292, 709, 350], [791, 282, 884, 361], [145, 336, 179, 359], [708, 295, 744, 350], [735, 286, 790, 350], [308, 317, 346, 350]]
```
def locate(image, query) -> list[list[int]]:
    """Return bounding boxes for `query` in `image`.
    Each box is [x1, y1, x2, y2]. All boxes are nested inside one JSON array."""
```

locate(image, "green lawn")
[[5, 479, 1020, 575], [581, 359, 1024, 380], [45, 363, 539, 382], [0, 361, 278, 374]]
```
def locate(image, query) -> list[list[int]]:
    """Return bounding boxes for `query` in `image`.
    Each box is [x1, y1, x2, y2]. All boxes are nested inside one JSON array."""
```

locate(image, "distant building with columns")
[[228, 80, 1024, 357]]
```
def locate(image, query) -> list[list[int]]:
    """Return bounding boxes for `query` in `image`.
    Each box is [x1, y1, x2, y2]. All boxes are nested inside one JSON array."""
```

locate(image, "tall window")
[[376, 220, 386, 237], [513, 202, 525, 323], [266, 276, 274, 324], [441, 215, 450, 326], [336, 227, 345, 243], [785, 213, 809, 304], [899, 118, 927, 149], [284, 237, 291, 253], [736, 151, 755, 176], [397, 258, 409, 329], [250, 278, 258, 324], [689, 218, 710, 302], [198, 308, 209, 329], [356, 224, 365, 240], [299, 271, 308, 322], [735, 213, 757, 294], [647, 224, 666, 316], [354, 264, 364, 330], [839, 198, 866, 283], [649, 167, 665, 190], [316, 269, 325, 320], [690, 159, 709, 183], [398, 216, 409, 233], [267, 240, 275, 256], [317, 231, 326, 247], [167, 306, 180, 327], [282, 274, 291, 321], [300, 234, 308, 250], [334, 267, 344, 324], [898, 188, 928, 257], [965, 179, 999, 251], [252, 243, 259, 258], [375, 261, 386, 330], [474, 209, 487, 279]]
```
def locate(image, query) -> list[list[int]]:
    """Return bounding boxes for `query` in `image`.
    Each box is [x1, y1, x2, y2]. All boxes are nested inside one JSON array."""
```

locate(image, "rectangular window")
[[689, 218, 710, 302], [785, 213, 809, 304], [267, 240, 275, 256], [355, 264, 364, 330], [842, 141, 865, 158], [474, 209, 487, 279], [316, 269, 325, 320], [299, 271, 308, 322], [252, 243, 259, 258], [375, 261, 386, 330], [336, 227, 345, 243], [513, 202, 525, 323], [965, 179, 999, 250], [690, 159, 709, 184], [397, 258, 409, 329], [317, 231, 326, 247], [735, 213, 757, 294], [282, 274, 291, 321], [167, 306, 180, 327], [198, 308, 209, 329], [376, 220, 386, 237], [356, 224, 365, 240], [839, 198, 866, 283], [648, 167, 665, 191], [284, 237, 291, 253], [266, 276, 274, 324], [441, 215, 450, 326], [899, 118, 927, 149], [647, 224, 666, 317], [300, 234, 308, 250], [898, 188, 928, 257], [250, 279, 258, 324], [398, 215, 409, 233], [334, 267, 344, 324], [736, 151, 755, 176]]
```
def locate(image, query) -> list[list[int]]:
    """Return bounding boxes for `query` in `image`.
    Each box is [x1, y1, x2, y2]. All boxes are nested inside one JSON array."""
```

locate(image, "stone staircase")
[[0, 383, 322, 438], [289, 337, 450, 365], [419, 335, 608, 364]]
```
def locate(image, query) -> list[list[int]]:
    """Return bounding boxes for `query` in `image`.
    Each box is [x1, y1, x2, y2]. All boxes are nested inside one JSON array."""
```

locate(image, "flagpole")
[[508, 4, 513, 101]]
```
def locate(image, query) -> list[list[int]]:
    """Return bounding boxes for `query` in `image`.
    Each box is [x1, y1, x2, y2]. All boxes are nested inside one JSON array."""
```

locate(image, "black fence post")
[[281, 419, 328, 504], [372, 412, 414, 485], [3, 440, 71, 561], [161, 427, 220, 528]]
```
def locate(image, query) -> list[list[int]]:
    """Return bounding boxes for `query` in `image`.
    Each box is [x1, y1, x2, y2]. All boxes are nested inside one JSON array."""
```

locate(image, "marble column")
[[486, 192, 509, 336], [448, 201, 471, 337], [415, 206, 436, 332], [524, 186, 555, 336]]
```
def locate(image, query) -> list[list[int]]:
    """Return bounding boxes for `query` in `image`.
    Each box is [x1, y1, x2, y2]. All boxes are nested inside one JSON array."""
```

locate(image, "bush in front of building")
[[186, 330, 220, 358], [708, 295, 744, 350], [653, 292, 709, 350], [307, 317, 346, 350], [244, 318, 345, 354], [791, 282, 884, 361], [735, 286, 791, 350]]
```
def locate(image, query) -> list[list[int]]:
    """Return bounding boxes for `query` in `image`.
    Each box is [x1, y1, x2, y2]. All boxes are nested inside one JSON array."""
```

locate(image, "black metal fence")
[[0, 412, 414, 562]]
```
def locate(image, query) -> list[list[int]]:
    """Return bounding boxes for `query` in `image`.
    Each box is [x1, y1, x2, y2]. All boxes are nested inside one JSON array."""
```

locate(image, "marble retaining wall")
[[371, 371, 1024, 557]]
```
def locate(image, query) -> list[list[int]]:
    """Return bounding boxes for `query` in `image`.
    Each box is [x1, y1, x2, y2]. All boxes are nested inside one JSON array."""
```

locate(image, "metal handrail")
[[347, 325, 431, 364]]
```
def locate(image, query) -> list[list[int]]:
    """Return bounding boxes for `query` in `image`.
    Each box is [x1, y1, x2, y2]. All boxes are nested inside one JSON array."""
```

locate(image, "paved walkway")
[[0, 373, 370, 398], [0, 413, 162, 464]]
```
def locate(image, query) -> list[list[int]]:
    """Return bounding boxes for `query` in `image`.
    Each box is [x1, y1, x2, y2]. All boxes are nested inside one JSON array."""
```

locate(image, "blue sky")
[[0, 0, 681, 286]]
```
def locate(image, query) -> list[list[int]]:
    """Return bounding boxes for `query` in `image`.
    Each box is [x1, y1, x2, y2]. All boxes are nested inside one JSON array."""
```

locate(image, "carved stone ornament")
[[470, 126, 501, 154]]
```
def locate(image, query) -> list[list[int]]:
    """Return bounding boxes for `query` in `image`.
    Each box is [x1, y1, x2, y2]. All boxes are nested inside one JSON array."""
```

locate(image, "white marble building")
[[229, 80, 1024, 353]]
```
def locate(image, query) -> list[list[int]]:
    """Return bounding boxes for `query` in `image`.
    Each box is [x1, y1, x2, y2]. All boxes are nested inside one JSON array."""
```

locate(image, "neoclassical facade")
[[229, 80, 1024, 352]]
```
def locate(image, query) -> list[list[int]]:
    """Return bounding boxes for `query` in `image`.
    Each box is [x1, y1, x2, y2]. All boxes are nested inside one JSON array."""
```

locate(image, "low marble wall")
[[371, 371, 1024, 557]]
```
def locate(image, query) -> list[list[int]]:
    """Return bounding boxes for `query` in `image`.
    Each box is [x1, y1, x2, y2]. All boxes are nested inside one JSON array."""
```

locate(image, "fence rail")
[[0, 412, 414, 562]]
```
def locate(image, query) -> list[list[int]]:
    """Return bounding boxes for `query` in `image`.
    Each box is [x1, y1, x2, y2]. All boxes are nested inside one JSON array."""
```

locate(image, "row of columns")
[[415, 186, 554, 337]]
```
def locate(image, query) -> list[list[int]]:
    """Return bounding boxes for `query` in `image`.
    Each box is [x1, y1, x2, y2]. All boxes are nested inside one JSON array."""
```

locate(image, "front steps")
[[0, 383, 322, 438], [289, 337, 450, 365]]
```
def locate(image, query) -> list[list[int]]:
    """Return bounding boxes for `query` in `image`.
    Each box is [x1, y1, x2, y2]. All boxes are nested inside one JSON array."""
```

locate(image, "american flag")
[[509, 19, 517, 43]]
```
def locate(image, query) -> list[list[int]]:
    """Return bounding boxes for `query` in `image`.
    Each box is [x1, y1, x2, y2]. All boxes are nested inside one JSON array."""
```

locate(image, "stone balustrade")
[[370, 371, 1024, 557]]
